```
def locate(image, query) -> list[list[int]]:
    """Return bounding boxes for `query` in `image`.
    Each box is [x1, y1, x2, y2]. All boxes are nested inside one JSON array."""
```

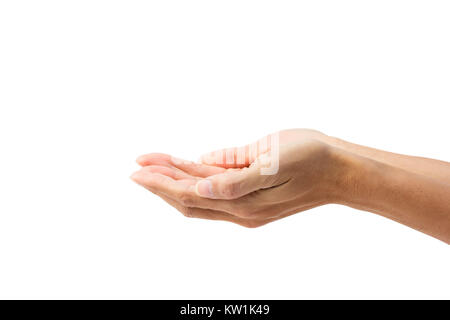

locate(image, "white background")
[[0, 1, 449, 299]]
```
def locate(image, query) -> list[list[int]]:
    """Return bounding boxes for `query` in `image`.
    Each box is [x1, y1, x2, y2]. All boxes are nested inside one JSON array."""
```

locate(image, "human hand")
[[131, 129, 347, 227]]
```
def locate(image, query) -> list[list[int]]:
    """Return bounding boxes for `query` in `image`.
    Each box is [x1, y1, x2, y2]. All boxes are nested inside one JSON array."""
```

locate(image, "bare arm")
[[332, 148, 450, 243], [324, 135, 450, 185], [132, 129, 450, 244]]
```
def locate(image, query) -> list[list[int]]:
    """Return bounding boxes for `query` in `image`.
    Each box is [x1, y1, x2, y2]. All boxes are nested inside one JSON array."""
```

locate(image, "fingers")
[[131, 170, 196, 194], [131, 168, 286, 218], [136, 153, 226, 177], [140, 165, 197, 181], [132, 161, 294, 219], [200, 146, 252, 168], [132, 173, 282, 227], [200, 134, 275, 168], [131, 170, 238, 214]]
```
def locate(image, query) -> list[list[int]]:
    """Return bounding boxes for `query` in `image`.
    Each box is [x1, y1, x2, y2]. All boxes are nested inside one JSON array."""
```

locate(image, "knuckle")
[[181, 207, 194, 218], [241, 220, 263, 228], [233, 207, 252, 218], [256, 208, 276, 220], [179, 192, 195, 207], [234, 205, 259, 219]]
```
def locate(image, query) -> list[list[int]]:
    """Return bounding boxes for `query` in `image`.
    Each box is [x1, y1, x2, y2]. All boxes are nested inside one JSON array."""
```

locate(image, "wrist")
[[321, 144, 378, 206]]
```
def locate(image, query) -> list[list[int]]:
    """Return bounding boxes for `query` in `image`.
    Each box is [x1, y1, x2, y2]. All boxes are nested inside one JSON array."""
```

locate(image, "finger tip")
[[130, 171, 141, 182], [135, 155, 146, 166]]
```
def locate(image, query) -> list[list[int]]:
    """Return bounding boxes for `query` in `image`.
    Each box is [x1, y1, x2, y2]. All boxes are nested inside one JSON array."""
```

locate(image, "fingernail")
[[195, 180, 214, 198]]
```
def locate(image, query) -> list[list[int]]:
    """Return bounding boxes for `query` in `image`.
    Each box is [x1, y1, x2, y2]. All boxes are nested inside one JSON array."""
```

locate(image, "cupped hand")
[[131, 129, 346, 227]]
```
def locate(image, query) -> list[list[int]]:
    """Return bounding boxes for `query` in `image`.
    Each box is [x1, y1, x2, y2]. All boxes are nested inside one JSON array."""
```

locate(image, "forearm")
[[331, 148, 450, 244], [323, 135, 450, 185]]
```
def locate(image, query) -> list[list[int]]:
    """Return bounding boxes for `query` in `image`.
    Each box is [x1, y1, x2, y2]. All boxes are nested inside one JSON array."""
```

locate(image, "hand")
[[132, 128, 450, 242], [131, 129, 346, 227]]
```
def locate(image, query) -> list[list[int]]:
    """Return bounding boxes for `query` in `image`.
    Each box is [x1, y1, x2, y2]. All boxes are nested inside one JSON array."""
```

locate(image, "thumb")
[[194, 165, 270, 199]]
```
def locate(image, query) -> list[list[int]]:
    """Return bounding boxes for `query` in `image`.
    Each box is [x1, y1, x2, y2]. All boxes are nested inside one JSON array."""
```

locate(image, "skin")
[[131, 129, 450, 244]]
